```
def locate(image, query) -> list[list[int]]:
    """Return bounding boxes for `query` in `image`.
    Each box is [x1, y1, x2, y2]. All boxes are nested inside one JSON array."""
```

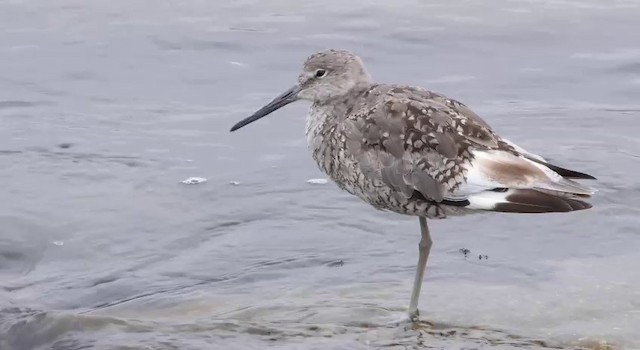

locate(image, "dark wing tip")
[[550, 165, 597, 180], [526, 157, 597, 180]]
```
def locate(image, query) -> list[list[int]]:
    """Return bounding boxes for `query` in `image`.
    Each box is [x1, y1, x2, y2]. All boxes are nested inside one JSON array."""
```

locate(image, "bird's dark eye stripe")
[[315, 69, 326, 77]]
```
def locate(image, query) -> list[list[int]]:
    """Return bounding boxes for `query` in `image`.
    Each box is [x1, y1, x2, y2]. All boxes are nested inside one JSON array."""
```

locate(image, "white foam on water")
[[180, 177, 207, 185], [306, 178, 328, 185]]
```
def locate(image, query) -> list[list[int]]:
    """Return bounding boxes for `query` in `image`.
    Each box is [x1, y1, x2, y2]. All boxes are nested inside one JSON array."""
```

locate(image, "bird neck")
[[305, 82, 374, 147], [313, 82, 373, 118]]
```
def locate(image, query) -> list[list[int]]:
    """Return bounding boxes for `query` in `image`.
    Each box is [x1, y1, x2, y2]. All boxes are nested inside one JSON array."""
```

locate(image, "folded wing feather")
[[343, 84, 595, 213]]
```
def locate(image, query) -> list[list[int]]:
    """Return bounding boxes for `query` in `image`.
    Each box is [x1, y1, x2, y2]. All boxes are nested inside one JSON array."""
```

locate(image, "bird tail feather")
[[467, 188, 592, 213]]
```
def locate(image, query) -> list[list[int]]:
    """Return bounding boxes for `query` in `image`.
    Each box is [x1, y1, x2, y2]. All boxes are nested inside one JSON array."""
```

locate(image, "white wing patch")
[[446, 148, 594, 201]]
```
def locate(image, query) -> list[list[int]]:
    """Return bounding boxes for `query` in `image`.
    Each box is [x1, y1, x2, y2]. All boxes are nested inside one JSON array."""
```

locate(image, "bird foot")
[[409, 308, 420, 322], [383, 308, 420, 328]]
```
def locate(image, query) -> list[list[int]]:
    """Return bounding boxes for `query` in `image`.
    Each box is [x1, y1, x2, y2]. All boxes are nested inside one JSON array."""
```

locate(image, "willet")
[[230, 49, 596, 321]]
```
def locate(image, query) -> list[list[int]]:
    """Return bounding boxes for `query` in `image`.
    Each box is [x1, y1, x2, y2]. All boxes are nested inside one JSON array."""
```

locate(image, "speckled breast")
[[304, 105, 460, 219]]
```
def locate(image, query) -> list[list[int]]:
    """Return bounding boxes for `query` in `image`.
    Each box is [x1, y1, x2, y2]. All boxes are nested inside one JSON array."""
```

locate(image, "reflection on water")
[[1, 0, 640, 349]]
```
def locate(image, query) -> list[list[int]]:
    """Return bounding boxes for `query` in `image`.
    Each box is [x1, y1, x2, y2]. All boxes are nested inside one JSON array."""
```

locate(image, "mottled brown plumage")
[[230, 49, 597, 320]]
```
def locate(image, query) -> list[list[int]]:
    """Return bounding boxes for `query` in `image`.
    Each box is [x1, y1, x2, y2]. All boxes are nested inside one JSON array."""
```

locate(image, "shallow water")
[[1, 0, 640, 349]]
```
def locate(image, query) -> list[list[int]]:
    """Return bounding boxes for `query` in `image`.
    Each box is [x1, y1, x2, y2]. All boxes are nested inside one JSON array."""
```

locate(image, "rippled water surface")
[[1, 1, 640, 349]]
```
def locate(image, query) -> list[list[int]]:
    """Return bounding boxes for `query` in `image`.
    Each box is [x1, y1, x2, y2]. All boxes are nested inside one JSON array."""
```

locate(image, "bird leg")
[[408, 216, 432, 321]]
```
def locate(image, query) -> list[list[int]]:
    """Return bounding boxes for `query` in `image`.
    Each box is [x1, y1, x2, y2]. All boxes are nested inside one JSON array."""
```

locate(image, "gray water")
[[1, 1, 639, 349]]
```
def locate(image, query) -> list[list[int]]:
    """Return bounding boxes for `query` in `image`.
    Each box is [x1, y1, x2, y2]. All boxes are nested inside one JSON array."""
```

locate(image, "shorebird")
[[229, 49, 596, 320]]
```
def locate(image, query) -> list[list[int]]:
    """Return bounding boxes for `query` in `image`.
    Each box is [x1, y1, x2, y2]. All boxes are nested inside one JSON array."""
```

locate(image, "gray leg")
[[407, 216, 432, 321]]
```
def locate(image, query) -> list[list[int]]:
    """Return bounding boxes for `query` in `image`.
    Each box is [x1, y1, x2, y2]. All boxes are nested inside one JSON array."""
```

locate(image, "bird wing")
[[342, 86, 594, 205]]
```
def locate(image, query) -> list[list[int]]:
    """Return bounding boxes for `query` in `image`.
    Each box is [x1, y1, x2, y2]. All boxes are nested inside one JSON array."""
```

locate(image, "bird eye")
[[315, 69, 327, 78]]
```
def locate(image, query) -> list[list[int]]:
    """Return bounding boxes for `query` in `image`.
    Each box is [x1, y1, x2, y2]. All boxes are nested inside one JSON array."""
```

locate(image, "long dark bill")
[[230, 85, 301, 132]]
